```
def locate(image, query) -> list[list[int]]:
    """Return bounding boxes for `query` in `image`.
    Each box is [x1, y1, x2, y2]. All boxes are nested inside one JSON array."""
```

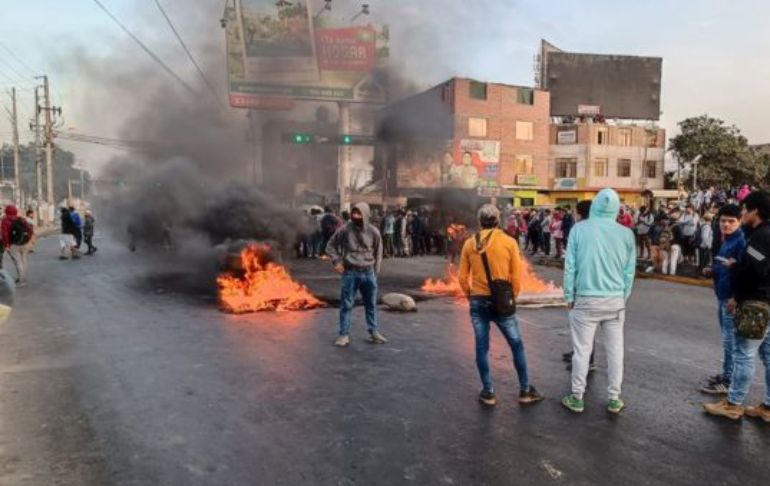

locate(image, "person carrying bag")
[[458, 204, 543, 407]]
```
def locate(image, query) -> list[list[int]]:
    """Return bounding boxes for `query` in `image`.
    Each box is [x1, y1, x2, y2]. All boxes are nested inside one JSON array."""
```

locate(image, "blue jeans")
[[727, 329, 770, 406], [470, 297, 529, 393], [338, 269, 379, 336], [718, 299, 737, 383]]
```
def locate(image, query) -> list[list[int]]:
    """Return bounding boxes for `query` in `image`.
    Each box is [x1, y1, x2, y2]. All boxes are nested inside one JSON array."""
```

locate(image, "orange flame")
[[218, 244, 324, 313], [422, 257, 560, 297]]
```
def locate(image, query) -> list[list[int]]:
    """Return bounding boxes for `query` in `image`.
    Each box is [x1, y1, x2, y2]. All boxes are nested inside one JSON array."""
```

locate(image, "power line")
[[0, 41, 40, 77], [0, 57, 30, 83], [153, 0, 224, 109], [91, 0, 196, 94]]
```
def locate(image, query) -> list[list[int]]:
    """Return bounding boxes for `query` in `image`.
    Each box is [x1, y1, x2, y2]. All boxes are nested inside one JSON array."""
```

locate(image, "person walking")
[[69, 206, 84, 252], [551, 209, 565, 259], [458, 204, 544, 407], [562, 189, 636, 414], [1, 205, 33, 287], [83, 210, 98, 255], [326, 202, 387, 347], [704, 191, 770, 421], [540, 209, 552, 256], [700, 205, 744, 395], [60, 207, 79, 259]]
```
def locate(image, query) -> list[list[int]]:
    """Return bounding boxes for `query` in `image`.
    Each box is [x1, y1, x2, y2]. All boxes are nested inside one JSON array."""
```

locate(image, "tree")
[[669, 115, 768, 188], [0, 142, 90, 205]]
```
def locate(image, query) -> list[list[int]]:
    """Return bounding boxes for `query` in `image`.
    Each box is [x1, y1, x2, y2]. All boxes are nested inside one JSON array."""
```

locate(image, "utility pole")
[[33, 85, 43, 213], [42, 76, 54, 207], [10, 87, 20, 206]]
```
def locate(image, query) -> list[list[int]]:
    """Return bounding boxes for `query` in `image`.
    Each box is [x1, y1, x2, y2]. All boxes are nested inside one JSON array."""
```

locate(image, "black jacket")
[[732, 222, 770, 303]]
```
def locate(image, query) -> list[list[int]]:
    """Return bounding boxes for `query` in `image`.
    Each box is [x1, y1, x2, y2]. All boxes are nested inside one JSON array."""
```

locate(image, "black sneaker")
[[700, 377, 730, 395], [478, 390, 497, 406], [706, 374, 724, 385], [519, 385, 545, 404]]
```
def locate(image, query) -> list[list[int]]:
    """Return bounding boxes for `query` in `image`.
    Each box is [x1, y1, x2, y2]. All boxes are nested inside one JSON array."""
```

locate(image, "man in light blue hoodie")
[[562, 188, 636, 414]]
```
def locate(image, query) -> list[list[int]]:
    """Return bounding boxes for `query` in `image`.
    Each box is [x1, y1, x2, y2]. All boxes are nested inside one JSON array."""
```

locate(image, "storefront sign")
[[554, 178, 577, 190], [557, 130, 577, 145], [516, 174, 539, 186]]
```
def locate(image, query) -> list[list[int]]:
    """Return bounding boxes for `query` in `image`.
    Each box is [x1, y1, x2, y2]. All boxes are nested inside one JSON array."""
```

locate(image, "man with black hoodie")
[[326, 202, 387, 347], [705, 191, 770, 422]]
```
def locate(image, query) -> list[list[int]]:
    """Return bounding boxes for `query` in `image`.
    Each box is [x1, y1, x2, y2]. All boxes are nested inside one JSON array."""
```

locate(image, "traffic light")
[[282, 133, 312, 144], [336, 134, 374, 146]]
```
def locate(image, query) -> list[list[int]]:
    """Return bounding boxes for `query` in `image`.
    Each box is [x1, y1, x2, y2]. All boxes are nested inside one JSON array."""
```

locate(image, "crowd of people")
[[322, 187, 770, 423]]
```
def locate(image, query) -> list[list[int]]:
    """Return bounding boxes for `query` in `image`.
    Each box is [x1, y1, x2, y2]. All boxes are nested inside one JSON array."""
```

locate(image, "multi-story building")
[[378, 77, 550, 207], [545, 121, 666, 207]]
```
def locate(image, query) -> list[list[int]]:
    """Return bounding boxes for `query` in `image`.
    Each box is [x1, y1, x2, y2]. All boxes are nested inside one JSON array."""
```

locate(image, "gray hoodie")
[[326, 202, 383, 273]]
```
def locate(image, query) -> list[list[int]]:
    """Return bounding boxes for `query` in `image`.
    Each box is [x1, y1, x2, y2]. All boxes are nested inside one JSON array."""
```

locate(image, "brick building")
[[377, 77, 550, 207], [546, 121, 666, 206]]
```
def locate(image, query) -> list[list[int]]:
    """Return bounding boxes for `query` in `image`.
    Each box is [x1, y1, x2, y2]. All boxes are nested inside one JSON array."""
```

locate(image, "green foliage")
[[0, 142, 89, 202], [669, 115, 768, 188]]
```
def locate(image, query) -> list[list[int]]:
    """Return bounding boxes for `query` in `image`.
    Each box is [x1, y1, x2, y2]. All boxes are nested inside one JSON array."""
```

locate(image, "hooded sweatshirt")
[[1, 205, 19, 249], [325, 202, 383, 273], [458, 228, 522, 298], [563, 188, 637, 303]]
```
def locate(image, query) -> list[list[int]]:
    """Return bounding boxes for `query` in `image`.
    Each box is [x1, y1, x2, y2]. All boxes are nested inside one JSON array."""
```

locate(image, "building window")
[[617, 128, 632, 147], [517, 88, 534, 105], [515, 154, 533, 174], [645, 129, 658, 147], [645, 160, 657, 179], [468, 117, 487, 137], [555, 158, 577, 178], [515, 121, 534, 141], [520, 198, 535, 207], [469, 81, 487, 100], [617, 159, 632, 178], [593, 158, 608, 177], [596, 127, 608, 145]]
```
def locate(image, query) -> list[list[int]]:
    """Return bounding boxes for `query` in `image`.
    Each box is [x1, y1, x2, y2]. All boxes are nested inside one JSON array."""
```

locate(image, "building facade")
[[545, 121, 666, 206], [378, 78, 550, 207]]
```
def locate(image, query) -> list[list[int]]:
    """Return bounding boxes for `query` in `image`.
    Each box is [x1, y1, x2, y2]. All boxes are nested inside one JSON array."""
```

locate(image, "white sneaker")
[[334, 335, 350, 347]]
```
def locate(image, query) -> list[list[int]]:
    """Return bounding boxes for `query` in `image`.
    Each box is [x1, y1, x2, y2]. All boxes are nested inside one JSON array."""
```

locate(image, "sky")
[[1, 0, 769, 174]]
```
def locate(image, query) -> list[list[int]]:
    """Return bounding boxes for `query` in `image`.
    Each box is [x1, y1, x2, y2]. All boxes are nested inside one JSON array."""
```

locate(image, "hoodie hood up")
[[590, 188, 621, 221], [352, 202, 371, 225], [4, 205, 17, 217]]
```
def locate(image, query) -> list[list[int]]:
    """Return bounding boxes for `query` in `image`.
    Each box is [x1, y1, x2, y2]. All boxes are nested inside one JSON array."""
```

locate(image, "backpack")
[[10, 218, 32, 245]]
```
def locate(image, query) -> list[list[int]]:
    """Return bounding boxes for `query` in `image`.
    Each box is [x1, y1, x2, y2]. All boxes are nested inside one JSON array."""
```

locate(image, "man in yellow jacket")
[[459, 204, 545, 407]]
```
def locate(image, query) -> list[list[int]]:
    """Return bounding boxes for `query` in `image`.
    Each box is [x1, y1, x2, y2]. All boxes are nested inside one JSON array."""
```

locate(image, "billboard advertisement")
[[543, 44, 662, 120], [225, 0, 388, 107], [396, 140, 501, 190]]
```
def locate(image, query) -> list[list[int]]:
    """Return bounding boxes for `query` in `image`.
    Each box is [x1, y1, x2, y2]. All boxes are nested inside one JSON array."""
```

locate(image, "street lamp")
[[691, 154, 703, 192], [350, 3, 370, 22]]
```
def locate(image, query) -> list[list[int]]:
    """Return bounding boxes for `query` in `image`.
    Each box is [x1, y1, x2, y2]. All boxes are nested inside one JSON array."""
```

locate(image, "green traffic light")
[[294, 134, 304, 143]]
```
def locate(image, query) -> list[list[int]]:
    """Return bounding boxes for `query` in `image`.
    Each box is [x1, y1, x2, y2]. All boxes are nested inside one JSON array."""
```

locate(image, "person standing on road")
[[705, 192, 770, 422], [24, 209, 37, 254], [1, 205, 33, 287], [540, 209, 552, 256], [458, 204, 544, 407], [700, 204, 744, 395], [69, 206, 84, 252], [382, 211, 395, 258], [83, 210, 98, 255], [60, 207, 79, 259], [326, 202, 387, 347], [562, 188, 636, 415], [320, 207, 339, 258], [636, 206, 655, 259]]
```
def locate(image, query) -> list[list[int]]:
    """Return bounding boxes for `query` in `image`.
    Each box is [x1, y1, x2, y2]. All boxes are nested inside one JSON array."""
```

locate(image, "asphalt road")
[[1, 235, 768, 485]]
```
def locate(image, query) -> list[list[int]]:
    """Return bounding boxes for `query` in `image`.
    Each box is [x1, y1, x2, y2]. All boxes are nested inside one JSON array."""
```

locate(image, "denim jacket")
[[713, 230, 746, 300]]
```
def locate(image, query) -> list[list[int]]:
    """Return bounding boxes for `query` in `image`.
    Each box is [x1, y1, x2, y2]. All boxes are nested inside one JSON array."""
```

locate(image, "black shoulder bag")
[[476, 231, 517, 317]]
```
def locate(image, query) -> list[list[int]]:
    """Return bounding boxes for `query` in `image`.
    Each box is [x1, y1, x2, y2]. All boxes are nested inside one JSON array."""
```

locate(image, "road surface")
[[0, 234, 768, 485]]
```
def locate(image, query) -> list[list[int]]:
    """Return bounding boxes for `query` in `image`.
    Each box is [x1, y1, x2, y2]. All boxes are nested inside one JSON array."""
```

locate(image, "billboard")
[[225, 0, 388, 107], [396, 140, 501, 190], [543, 46, 662, 120]]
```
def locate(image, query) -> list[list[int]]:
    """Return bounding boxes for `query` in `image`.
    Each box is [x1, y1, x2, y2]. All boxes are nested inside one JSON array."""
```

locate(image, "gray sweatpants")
[[7, 244, 28, 282], [570, 296, 626, 400]]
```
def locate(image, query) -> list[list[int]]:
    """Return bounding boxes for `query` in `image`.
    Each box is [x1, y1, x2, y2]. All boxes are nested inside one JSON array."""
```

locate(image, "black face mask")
[[352, 217, 364, 228]]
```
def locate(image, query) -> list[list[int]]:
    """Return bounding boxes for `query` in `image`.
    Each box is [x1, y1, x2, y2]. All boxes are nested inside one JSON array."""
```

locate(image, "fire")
[[218, 244, 324, 313], [421, 257, 560, 297]]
